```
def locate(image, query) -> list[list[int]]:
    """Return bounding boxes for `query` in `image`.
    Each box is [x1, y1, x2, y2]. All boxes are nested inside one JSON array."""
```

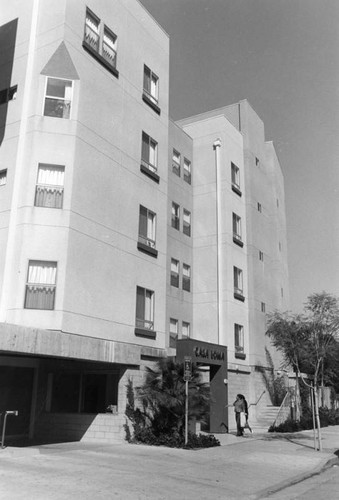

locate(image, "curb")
[[250, 453, 339, 499], [0, 446, 41, 458]]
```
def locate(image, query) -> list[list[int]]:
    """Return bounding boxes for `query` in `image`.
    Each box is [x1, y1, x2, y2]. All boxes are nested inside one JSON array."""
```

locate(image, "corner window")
[[170, 258, 179, 288], [83, 8, 118, 75], [138, 205, 156, 248], [234, 324, 244, 353], [141, 132, 158, 173], [233, 266, 244, 301], [183, 158, 191, 184], [143, 65, 159, 105], [232, 213, 242, 246], [183, 209, 191, 237], [135, 286, 154, 331], [0, 169, 7, 186], [169, 318, 178, 348], [231, 162, 241, 195], [35, 164, 65, 209], [171, 202, 180, 230], [44, 77, 72, 119], [182, 321, 190, 339], [172, 149, 181, 177], [182, 264, 191, 292], [24, 260, 57, 310]]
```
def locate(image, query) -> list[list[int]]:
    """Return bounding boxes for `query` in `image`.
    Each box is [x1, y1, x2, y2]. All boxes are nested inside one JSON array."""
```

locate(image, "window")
[[257, 202, 262, 212], [182, 264, 191, 292], [232, 213, 242, 246], [0, 169, 7, 186], [24, 260, 57, 310], [261, 302, 266, 313], [234, 324, 244, 353], [141, 132, 158, 173], [44, 77, 72, 119], [183, 209, 191, 237], [0, 85, 17, 105], [172, 149, 181, 177], [171, 202, 180, 230], [171, 258, 179, 288], [83, 9, 118, 75], [182, 321, 190, 339], [255, 157, 260, 166], [231, 162, 241, 195], [169, 318, 178, 348], [183, 158, 191, 184], [135, 286, 154, 331], [259, 250, 264, 261], [138, 205, 156, 248], [143, 65, 159, 105], [34, 164, 64, 209], [233, 266, 244, 300]]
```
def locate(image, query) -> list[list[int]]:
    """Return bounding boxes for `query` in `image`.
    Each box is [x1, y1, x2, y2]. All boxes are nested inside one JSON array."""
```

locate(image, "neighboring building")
[[0, 0, 289, 442]]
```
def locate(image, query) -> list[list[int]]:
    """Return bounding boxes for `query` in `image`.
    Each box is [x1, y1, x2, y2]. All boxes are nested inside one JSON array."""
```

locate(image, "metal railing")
[[272, 391, 291, 428], [0, 411, 18, 449]]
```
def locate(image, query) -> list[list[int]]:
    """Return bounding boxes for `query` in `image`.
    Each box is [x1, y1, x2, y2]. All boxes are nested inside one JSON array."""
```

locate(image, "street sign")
[[184, 356, 192, 381]]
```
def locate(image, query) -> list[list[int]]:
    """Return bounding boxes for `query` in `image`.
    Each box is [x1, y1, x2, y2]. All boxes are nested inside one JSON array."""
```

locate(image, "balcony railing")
[[24, 285, 56, 310], [35, 185, 64, 209], [135, 318, 154, 330]]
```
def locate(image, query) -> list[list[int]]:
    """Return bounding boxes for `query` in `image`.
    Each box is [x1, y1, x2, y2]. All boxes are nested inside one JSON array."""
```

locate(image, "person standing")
[[233, 394, 248, 436]]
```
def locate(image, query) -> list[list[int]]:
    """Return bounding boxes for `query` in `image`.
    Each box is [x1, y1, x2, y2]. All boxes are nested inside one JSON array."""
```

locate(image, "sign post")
[[183, 356, 192, 446]]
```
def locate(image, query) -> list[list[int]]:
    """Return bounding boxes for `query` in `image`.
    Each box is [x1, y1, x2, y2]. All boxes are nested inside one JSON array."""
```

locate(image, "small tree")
[[266, 292, 339, 451]]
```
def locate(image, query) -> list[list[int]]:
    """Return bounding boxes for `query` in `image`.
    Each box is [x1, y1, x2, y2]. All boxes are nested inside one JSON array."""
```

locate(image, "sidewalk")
[[0, 426, 338, 499]]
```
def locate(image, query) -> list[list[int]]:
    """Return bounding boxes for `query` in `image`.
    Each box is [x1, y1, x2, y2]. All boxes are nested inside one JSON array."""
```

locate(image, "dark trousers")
[[235, 412, 243, 436]]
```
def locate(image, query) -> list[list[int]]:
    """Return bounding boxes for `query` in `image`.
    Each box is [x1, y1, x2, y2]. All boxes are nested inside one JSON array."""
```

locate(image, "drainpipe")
[[213, 139, 222, 345]]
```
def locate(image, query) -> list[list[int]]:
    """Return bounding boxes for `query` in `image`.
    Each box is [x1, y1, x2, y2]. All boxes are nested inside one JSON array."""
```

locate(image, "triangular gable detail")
[[41, 42, 79, 80]]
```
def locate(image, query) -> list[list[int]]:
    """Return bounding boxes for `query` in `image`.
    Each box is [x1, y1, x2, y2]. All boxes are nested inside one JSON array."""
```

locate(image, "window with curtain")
[[172, 149, 180, 176], [234, 324, 244, 353], [35, 164, 65, 209], [169, 318, 178, 348], [138, 205, 156, 248], [170, 258, 179, 288], [183, 264, 191, 292], [183, 209, 191, 236], [183, 158, 191, 184], [84, 9, 100, 51], [135, 286, 154, 330], [143, 65, 159, 104], [83, 8, 118, 72], [171, 202, 180, 230], [141, 132, 158, 172], [24, 260, 57, 310], [44, 77, 73, 119], [102, 27, 117, 67]]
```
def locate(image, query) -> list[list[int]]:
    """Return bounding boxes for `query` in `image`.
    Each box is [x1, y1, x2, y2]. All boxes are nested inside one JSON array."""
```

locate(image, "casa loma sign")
[[193, 346, 225, 361]]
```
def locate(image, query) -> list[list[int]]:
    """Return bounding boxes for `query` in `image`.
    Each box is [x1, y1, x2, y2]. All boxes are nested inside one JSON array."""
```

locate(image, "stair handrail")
[[248, 390, 266, 408], [272, 391, 291, 428]]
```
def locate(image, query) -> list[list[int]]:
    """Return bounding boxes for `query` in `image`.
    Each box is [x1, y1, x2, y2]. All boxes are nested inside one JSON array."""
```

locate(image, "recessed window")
[[182, 321, 190, 339], [24, 260, 57, 310], [183, 209, 191, 237], [232, 213, 242, 246], [261, 302, 266, 313], [234, 324, 244, 353], [135, 286, 154, 332], [171, 202, 180, 230], [35, 164, 64, 209], [44, 77, 72, 119], [233, 266, 244, 301], [231, 162, 241, 195], [170, 258, 179, 288], [169, 318, 178, 348], [143, 65, 159, 105], [183, 158, 191, 184], [257, 202, 262, 212], [259, 250, 264, 261], [172, 149, 181, 177], [182, 264, 191, 292], [141, 131, 158, 174], [138, 205, 156, 249], [83, 9, 118, 75], [0, 169, 7, 186]]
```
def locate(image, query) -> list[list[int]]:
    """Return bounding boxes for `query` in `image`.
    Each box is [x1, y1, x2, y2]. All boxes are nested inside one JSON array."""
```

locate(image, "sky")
[[139, 0, 339, 312]]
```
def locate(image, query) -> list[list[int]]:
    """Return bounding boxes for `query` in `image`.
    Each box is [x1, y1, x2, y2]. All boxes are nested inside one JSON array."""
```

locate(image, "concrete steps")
[[250, 406, 280, 432]]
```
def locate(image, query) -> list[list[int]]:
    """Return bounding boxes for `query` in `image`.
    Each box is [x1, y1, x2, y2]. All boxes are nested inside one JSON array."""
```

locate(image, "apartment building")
[[0, 0, 289, 442]]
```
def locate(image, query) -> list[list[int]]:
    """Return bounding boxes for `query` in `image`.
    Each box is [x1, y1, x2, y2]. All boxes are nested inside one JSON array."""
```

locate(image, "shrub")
[[268, 407, 339, 432]]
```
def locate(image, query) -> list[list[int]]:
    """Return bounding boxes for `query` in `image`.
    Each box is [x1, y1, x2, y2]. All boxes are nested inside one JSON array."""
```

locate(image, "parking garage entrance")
[[176, 339, 228, 434]]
